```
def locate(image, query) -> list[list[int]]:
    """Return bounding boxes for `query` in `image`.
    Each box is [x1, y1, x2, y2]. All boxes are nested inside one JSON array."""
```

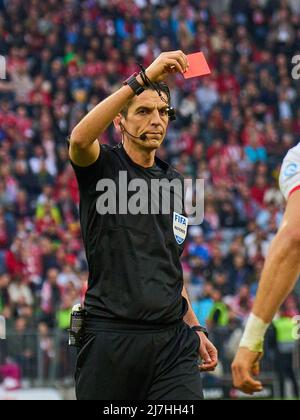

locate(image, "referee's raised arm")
[[68, 50, 188, 167]]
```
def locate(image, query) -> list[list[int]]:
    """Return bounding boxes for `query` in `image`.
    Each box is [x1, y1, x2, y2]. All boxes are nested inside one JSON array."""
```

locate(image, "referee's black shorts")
[[75, 317, 204, 400]]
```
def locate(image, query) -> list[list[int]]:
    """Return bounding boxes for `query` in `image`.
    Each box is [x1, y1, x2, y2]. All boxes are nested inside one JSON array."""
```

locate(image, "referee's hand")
[[232, 348, 263, 394], [145, 51, 189, 83], [197, 332, 218, 372]]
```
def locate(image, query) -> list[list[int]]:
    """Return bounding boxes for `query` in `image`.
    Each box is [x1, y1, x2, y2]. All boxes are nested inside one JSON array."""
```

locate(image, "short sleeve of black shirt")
[[70, 144, 113, 193]]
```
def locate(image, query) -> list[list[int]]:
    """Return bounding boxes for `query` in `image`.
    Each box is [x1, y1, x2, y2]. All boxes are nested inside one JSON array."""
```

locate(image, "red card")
[[183, 52, 211, 79]]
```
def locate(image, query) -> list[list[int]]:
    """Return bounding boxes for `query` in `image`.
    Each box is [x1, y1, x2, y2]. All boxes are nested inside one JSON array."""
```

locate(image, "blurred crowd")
[[0, 0, 300, 385]]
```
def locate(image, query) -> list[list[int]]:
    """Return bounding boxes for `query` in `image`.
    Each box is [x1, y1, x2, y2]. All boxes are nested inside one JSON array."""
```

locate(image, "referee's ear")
[[113, 114, 123, 135]]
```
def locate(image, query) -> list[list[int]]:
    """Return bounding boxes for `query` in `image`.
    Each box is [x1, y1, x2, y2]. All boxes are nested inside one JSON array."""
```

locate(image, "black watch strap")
[[191, 325, 209, 338], [123, 73, 145, 96]]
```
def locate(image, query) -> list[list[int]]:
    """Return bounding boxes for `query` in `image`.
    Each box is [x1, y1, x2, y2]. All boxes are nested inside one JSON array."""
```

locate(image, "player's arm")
[[232, 189, 300, 394], [182, 285, 218, 372], [69, 51, 189, 167], [252, 189, 300, 322]]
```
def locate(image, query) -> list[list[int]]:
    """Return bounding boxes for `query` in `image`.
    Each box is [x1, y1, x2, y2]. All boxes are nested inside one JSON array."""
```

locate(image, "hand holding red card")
[[183, 52, 211, 79]]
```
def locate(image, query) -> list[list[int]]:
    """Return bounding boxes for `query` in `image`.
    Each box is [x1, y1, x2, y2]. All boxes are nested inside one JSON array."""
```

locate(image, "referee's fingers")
[[198, 334, 218, 372], [208, 344, 218, 365], [199, 361, 217, 372], [200, 355, 218, 372], [199, 349, 217, 372], [200, 346, 212, 364]]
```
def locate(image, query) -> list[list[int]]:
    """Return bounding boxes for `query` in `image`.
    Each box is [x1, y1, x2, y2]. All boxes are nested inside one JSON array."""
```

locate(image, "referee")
[[69, 50, 218, 400]]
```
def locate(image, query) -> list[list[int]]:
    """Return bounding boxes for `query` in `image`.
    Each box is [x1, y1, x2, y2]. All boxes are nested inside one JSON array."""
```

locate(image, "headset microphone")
[[120, 123, 147, 141]]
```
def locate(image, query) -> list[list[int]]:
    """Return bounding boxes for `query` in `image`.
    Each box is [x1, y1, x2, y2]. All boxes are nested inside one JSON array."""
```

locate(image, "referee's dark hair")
[[121, 82, 171, 119]]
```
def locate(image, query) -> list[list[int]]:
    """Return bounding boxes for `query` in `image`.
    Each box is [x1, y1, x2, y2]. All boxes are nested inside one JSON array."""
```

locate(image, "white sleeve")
[[279, 144, 300, 201]]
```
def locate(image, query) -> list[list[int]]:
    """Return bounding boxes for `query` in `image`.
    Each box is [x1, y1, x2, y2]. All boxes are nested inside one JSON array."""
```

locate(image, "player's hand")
[[231, 348, 263, 394], [145, 51, 189, 83], [197, 332, 218, 372]]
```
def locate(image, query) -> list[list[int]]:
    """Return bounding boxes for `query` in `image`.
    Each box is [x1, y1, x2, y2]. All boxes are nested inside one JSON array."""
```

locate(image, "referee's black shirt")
[[71, 143, 188, 325]]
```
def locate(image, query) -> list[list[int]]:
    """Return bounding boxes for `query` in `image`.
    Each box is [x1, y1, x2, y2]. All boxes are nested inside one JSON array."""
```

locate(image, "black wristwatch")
[[191, 325, 209, 338], [123, 72, 145, 96]]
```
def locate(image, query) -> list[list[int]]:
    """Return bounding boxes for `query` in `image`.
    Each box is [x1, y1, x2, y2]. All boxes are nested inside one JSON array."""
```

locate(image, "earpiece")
[[167, 107, 176, 121]]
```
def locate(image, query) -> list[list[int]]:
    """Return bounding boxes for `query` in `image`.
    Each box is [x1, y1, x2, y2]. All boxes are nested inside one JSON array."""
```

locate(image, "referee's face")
[[123, 90, 169, 150]]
